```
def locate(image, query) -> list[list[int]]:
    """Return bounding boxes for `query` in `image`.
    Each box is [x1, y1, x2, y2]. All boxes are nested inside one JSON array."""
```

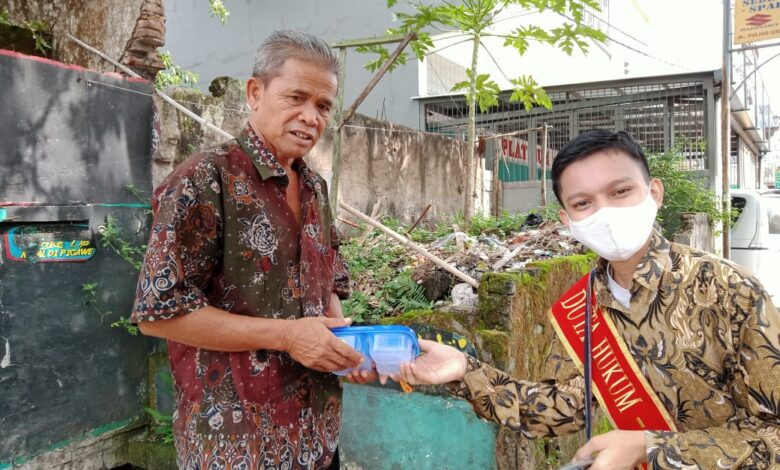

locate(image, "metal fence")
[[421, 73, 715, 185]]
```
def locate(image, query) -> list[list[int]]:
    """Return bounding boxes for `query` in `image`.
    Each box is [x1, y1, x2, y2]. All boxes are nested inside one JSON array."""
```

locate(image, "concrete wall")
[[163, 0, 423, 128], [308, 114, 469, 222], [0, 50, 154, 467], [152, 79, 470, 222], [340, 384, 498, 470], [500, 181, 554, 215], [2, 0, 153, 74]]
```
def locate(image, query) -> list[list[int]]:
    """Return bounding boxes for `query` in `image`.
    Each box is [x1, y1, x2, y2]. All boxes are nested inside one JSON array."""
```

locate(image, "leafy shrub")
[[647, 146, 734, 236]]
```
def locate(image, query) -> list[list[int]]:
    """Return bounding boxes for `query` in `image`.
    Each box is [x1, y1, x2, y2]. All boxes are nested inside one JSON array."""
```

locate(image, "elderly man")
[[396, 130, 780, 470], [131, 30, 362, 469]]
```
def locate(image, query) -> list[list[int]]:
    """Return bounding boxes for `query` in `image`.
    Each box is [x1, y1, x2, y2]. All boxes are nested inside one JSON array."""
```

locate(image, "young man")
[[397, 130, 780, 469], [131, 31, 362, 469]]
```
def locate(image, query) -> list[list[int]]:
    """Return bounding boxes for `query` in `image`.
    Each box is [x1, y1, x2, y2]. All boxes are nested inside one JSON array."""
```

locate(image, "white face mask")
[[567, 189, 658, 261]]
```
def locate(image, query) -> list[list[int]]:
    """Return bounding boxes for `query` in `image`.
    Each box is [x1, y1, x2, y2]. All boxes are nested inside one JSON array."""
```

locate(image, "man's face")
[[558, 149, 664, 224], [246, 58, 337, 161]]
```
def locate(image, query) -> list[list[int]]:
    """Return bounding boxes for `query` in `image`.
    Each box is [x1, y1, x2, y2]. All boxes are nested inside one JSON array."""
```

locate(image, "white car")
[[730, 189, 780, 305]]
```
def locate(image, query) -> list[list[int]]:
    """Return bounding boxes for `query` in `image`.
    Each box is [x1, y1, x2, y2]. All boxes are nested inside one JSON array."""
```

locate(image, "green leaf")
[[82, 283, 98, 292], [387, 0, 398, 7], [355, 44, 408, 72], [451, 68, 500, 112], [509, 75, 552, 111], [208, 0, 230, 24], [155, 50, 200, 90], [0, 11, 12, 28]]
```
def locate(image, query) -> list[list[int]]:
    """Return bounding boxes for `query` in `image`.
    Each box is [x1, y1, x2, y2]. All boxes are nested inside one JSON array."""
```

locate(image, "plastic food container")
[[331, 325, 421, 376]]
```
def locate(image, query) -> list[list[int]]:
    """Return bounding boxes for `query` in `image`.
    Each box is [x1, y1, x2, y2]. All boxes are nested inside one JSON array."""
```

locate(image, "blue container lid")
[[331, 325, 421, 358]]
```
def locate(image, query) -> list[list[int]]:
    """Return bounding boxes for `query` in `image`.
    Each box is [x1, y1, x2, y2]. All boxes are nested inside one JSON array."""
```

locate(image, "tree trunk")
[[464, 35, 480, 226]]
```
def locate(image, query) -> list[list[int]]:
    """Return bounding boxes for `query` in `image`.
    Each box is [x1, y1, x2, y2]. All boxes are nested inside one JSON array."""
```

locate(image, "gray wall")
[[164, 0, 423, 128], [151, 79, 470, 223], [308, 114, 469, 221]]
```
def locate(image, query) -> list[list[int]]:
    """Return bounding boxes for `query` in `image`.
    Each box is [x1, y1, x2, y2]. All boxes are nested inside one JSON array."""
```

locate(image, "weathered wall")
[[478, 256, 602, 469], [381, 254, 601, 470], [0, 49, 154, 467], [309, 114, 469, 221], [152, 78, 470, 222], [340, 384, 498, 470], [3, 0, 164, 79]]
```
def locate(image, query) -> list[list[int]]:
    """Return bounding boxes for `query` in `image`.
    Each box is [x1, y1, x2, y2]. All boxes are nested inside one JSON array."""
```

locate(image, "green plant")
[[98, 216, 147, 270], [468, 210, 525, 236], [208, 0, 230, 24], [361, 0, 605, 224], [155, 50, 200, 90], [0, 10, 51, 53], [83, 283, 139, 335], [82, 282, 109, 321], [536, 201, 562, 223], [145, 407, 174, 444], [647, 145, 736, 236], [383, 272, 432, 311], [111, 316, 140, 335], [341, 224, 435, 322], [125, 183, 150, 203], [85, 193, 173, 443]]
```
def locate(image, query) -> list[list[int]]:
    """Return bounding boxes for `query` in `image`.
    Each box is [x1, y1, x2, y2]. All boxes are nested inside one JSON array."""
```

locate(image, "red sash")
[[549, 274, 677, 433]]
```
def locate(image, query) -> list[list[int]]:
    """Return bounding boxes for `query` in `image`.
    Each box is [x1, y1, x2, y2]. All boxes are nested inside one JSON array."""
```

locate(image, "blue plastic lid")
[[330, 325, 421, 375], [331, 325, 421, 357]]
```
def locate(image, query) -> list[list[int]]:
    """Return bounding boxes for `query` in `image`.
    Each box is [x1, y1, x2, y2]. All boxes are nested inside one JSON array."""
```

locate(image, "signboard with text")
[[497, 136, 556, 182], [735, 1, 780, 44]]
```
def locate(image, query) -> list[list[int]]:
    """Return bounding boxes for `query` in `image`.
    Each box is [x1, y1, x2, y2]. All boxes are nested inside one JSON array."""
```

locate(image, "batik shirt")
[[131, 123, 350, 470], [451, 232, 780, 468]]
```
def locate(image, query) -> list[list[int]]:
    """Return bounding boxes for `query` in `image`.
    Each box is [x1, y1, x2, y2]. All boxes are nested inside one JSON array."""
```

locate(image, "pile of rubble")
[[341, 209, 586, 311], [408, 218, 585, 305]]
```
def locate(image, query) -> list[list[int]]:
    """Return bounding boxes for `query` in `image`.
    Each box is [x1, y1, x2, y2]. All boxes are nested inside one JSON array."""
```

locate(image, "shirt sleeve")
[[131, 167, 222, 323], [645, 272, 780, 469], [448, 335, 587, 439]]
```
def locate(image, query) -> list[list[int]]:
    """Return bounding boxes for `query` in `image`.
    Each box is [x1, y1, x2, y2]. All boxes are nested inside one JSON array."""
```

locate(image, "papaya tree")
[[361, 0, 606, 224]]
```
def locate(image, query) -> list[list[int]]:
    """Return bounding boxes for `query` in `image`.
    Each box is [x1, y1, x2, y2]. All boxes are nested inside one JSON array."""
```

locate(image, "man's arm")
[[139, 305, 361, 372], [399, 338, 587, 439], [132, 163, 361, 373]]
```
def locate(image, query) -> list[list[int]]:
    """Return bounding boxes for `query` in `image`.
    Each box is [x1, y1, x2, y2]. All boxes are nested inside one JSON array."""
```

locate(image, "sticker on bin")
[[330, 325, 421, 376]]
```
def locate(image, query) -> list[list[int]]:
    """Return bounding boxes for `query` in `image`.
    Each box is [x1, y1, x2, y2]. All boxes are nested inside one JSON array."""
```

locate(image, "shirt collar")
[[236, 122, 321, 190], [595, 231, 670, 311]]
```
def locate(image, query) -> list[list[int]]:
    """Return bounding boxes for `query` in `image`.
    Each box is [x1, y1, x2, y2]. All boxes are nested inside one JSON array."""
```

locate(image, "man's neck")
[[608, 236, 653, 289], [249, 121, 296, 171]]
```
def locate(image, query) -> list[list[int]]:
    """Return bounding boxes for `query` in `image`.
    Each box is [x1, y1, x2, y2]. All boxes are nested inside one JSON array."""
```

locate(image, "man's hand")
[[395, 339, 467, 385], [572, 430, 647, 470], [283, 316, 363, 373], [344, 366, 381, 385]]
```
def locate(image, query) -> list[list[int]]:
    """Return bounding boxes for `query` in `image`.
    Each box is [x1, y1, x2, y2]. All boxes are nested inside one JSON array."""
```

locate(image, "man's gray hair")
[[252, 30, 339, 84]]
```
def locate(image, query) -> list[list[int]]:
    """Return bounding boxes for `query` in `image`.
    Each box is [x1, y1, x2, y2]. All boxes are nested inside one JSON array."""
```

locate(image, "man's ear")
[[246, 77, 263, 111], [560, 208, 570, 227], [650, 178, 664, 208]]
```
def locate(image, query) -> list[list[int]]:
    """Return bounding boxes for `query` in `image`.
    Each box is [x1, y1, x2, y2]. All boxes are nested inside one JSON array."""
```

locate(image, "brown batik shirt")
[[451, 232, 780, 468], [131, 123, 350, 470]]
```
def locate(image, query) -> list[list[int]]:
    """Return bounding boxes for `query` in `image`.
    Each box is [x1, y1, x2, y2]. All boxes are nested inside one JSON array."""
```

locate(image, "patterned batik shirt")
[[451, 232, 780, 468], [131, 123, 351, 470]]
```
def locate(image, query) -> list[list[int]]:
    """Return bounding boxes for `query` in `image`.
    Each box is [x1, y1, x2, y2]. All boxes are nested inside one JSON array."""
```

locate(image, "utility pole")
[[540, 123, 549, 207], [721, 0, 732, 259], [328, 34, 414, 213]]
